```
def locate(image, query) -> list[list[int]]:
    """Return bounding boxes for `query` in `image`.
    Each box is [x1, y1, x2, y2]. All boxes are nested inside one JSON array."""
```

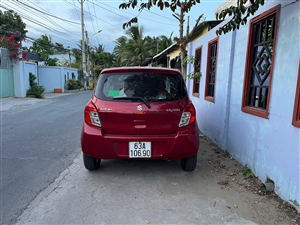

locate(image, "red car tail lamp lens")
[[179, 102, 196, 127], [84, 101, 102, 127]]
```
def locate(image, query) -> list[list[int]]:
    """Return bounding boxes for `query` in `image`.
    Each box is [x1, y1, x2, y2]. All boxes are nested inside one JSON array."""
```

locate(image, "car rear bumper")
[[81, 123, 199, 160]]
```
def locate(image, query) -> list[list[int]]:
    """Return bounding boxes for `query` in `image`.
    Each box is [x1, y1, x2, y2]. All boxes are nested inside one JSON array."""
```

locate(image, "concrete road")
[[15, 154, 257, 225], [0, 91, 92, 224], [2, 92, 297, 225]]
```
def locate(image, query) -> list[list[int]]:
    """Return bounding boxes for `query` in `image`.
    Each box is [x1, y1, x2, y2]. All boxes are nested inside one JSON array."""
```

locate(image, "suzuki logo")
[[137, 105, 143, 111]]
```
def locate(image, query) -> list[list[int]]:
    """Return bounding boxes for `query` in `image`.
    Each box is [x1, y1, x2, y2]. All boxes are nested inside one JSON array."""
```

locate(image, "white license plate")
[[129, 142, 151, 158]]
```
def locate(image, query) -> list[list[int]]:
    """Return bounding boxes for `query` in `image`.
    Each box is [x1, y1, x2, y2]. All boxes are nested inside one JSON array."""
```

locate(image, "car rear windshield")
[[94, 72, 187, 102]]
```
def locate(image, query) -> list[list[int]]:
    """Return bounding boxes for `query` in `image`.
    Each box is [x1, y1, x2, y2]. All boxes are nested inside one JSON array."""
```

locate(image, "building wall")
[[187, 1, 300, 210], [38, 66, 79, 93], [13, 61, 38, 97]]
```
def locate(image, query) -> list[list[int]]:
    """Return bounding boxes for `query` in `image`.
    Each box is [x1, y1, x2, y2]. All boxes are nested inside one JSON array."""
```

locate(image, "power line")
[[99, 1, 178, 25], [0, 3, 81, 45], [15, 0, 81, 25], [12, 0, 80, 38], [91, 0, 102, 46]]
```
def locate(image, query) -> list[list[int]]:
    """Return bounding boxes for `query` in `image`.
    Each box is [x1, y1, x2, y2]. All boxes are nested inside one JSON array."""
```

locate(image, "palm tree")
[[113, 25, 149, 66], [158, 33, 174, 52], [113, 25, 174, 67], [113, 36, 129, 66], [125, 25, 147, 66]]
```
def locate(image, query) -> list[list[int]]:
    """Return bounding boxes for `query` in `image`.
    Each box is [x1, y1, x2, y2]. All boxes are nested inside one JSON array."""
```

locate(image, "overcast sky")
[[1, 0, 226, 53]]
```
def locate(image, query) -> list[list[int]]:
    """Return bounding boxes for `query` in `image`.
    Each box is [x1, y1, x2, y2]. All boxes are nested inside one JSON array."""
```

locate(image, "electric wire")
[[86, 1, 178, 32], [99, 1, 178, 25], [86, 0, 98, 46], [15, 0, 81, 25], [91, 0, 102, 47], [63, 0, 176, 37], [12, 0, 81, 38], [0, 3, 80, 45]]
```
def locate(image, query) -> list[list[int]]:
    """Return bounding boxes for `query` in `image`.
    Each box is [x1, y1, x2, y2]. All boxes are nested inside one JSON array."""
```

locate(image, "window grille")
[[248, 15, 275, 109]]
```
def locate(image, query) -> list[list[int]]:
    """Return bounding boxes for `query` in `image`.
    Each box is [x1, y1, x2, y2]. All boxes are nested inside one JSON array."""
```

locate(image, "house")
[[142, 20, 222, 69], [186, 1, 300, 210], [0, 47, 80, 98]]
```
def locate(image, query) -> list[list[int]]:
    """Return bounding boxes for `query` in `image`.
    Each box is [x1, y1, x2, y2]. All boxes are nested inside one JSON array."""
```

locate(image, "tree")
[[119, 0, 264, 80], [113, 25, 173, 67], [113, 26, 149, 66], [216, 0, 264, 35], [113, 36, 129, 66], [0, 10, 27, 42], [30, 34, 58, 66]]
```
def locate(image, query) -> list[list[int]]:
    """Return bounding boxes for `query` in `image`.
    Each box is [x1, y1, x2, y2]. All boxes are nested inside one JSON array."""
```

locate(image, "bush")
[[27, 85, 45, 98], [76, 80, 82, 89], [67, 79, 82, 90], [27, 73, 45, 98]]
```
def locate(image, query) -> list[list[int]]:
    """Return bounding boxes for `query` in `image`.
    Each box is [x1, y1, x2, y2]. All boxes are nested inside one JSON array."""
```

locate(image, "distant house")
[[142, 20, 222, 70], [187, 1, 300, 211], [49, 53, 75, 67], [24, 52, 42, 63]]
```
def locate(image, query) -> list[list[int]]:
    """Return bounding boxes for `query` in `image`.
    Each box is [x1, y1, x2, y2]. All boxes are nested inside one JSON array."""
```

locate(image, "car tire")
[[181, 154, 197, 171], [83, 153, 101, 170]]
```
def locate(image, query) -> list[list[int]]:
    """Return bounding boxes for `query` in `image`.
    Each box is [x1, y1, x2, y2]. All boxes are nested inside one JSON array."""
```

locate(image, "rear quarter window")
[[95, 72, 187, 102]]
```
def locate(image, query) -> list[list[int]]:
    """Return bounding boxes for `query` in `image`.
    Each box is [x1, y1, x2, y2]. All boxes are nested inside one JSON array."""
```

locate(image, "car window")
[[95, 72, 186, 102]]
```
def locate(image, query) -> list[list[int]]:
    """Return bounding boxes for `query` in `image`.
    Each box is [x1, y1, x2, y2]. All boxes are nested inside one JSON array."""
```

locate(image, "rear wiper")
[[113, 97, 151, 109]]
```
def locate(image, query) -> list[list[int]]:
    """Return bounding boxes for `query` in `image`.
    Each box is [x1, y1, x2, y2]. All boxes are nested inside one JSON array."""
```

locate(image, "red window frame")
[[292, 63, 300, 127], [192, 46, 202, 97], [204, 37, 219, 102], [241, 5, 280, 118]]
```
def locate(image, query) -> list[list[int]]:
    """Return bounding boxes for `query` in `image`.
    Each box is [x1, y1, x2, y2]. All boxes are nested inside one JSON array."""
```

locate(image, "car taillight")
[[179, 102, 196, 127], [84, 101, 101, 127]]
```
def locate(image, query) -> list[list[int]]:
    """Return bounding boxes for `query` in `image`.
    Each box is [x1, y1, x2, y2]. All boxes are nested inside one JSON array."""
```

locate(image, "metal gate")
[[0, 69, 14, 98], [0, 48, 14, 97]]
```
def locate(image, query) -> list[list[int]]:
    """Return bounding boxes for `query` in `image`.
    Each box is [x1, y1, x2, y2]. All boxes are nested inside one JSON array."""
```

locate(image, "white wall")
[[38, 66, 79, 93], [187, 1, 300, 210], [13, 61, 37, 97]]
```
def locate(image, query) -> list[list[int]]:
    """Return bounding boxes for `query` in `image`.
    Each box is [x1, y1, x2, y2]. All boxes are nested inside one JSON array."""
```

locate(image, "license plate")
[[129, 142, 151, 158]]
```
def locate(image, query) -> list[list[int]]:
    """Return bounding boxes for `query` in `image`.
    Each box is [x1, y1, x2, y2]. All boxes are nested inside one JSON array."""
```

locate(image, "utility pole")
[[80, 0, 87, 89]]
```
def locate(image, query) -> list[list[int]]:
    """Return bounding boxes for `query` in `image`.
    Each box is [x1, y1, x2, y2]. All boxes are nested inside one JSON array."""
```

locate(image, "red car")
[[81, 67, 199, 171]]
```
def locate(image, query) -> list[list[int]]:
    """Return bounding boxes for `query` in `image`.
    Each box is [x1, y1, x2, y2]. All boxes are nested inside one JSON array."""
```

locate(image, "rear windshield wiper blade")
[[113, 97, 151, 109]]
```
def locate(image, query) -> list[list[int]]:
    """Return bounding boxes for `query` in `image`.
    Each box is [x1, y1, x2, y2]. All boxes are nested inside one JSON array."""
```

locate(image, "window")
[[205, 37, 218, 102], [193, 46, 202, 97], [95, 72, 187, 102], [292, 63, 300, 127], [242, 5, 280, 118]]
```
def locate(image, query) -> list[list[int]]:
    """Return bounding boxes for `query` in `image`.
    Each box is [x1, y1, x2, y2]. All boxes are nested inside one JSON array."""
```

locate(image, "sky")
[[0, 0, 227, 53]]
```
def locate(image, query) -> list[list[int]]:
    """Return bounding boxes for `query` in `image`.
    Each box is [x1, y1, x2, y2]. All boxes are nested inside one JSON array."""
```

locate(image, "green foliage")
[[184, 55, 196, 65], [67, 79, 82, 90], [119, 0, 201, 29], [29, 34, 66, 66], [186, 72, 201, 79], [27, 73, 45, 98], [47, 57, 58, 66], [26, 85, 45, 98], [113, 25, 173, 67], [184, 55, 202, 79], [29, 72, 36, 87], [0, 10, 27, 41], [216, 0, 264, 36], [242, 164, 254, 178], [76, 80, 82, 89]]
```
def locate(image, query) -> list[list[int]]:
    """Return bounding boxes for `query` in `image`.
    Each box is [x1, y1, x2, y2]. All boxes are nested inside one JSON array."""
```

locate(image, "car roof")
[[100, 66, 182, 75]]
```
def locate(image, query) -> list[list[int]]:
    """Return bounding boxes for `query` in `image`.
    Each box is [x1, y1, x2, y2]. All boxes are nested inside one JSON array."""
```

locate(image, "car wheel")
[[83, 153, 101, 170], [181, 154, 197, 171]]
